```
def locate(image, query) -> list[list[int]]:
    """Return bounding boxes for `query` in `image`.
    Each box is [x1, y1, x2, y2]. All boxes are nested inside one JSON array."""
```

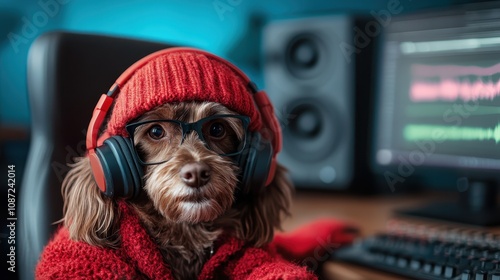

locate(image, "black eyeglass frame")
[[125, 114, 251, 165]]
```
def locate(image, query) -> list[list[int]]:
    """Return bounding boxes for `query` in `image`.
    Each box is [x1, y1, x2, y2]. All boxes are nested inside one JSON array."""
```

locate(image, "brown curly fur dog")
[[61, 101, 293, 280]]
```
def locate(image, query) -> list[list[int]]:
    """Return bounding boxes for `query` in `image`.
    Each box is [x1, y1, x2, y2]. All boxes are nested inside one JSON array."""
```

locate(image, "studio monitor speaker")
[[263, 15, 374, 190]]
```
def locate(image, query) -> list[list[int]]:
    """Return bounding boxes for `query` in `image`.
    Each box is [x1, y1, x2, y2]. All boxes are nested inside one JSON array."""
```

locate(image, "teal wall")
[[0, 0, 453, 128]]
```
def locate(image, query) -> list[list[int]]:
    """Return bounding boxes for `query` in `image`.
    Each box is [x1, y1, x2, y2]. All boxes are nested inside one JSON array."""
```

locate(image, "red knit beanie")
[[106, 48, 263, 137]]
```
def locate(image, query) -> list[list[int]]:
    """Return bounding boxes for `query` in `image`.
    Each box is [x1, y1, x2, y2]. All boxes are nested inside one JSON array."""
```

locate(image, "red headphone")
[[85, 47, 282, 198]]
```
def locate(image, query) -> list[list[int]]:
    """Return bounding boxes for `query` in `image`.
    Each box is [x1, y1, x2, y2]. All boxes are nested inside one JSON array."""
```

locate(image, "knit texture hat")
[[106, 48, 263, 137]]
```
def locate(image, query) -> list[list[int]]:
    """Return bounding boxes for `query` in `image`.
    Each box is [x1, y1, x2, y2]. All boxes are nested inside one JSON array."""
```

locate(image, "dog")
[[61, 101, 293, 280]]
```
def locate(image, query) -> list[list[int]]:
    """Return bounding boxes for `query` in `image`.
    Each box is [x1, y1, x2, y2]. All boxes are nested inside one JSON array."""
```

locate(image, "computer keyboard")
[[333, 219, 500, 280]]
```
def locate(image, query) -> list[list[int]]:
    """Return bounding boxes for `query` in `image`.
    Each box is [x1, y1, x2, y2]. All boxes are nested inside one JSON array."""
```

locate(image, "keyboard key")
[[458, 256, 471, 268], [481, 259, 495, 270], [385, 255, 396, 265], [475, 270, 487, 280], [410, 259, 421, 270], [397, 257, 408, 268], [461, 270, 472, 280], [466, 247, 480, 258], [444, 265, 457, 278], [423, 262, 433, 273], [470, 257, 482, 270], [491, 260, 500, 270], [433, 264, 444, 276], [480, 249, 490, 259], [374, 252, 385, 262], [491, 272, 500, 280]]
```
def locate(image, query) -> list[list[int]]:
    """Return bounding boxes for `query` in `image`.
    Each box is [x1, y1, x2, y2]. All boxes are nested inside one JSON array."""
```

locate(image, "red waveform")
[[410, 79, 500, 102], [412, 64, 500, 79]]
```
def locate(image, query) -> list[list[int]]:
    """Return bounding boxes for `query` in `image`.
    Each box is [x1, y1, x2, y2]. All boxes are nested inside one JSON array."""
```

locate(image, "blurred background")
[[1, 0, 472, 191], [2, 0, 499, 278]]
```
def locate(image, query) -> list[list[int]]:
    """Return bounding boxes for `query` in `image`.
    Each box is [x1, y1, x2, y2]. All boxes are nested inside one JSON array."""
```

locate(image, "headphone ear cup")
[[238, 133, 273, 194], [94, 136, 143, 198]]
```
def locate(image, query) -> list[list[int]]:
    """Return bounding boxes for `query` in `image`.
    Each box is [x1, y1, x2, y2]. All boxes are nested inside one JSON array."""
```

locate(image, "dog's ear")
[[61, 157, 120, 248], [237, 164, 293, 247]]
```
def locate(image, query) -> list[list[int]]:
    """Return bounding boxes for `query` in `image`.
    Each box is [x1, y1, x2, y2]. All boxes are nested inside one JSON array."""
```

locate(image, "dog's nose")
[[180, 162, 211, 188]]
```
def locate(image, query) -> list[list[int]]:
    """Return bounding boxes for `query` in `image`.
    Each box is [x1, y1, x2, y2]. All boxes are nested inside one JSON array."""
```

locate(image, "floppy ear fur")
[[236, 164, 293, 247], [61, 156, 120, 248], [61, 157, 293, 249]]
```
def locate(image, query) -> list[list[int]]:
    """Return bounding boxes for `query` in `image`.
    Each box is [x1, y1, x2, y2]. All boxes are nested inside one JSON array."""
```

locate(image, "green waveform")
[[406, 105, 500, 118], [404, 123, 500, 143]]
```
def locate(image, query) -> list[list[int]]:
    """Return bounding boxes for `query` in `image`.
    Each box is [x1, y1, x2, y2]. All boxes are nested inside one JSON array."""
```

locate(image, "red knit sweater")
[[36, 202, 355, 279], [36, 203, 315, 279]]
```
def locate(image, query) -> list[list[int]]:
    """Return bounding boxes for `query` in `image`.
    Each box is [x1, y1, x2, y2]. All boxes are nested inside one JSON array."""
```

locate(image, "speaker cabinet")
[[263, 15, 373, 190]]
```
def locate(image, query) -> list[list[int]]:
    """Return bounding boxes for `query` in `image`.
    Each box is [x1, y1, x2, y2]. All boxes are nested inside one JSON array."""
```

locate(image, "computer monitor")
[[373, 2, 500, 226]]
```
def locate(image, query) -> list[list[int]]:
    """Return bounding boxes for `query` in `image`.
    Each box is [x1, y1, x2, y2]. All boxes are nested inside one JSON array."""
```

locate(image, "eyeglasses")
[[125, 115, 250, 165]]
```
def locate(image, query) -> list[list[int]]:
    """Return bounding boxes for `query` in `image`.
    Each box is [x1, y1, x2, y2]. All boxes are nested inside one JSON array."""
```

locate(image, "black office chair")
[[19, 31, 173, 280]]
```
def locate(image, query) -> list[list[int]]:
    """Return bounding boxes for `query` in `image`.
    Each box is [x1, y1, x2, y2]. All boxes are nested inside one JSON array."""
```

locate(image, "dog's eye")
[[148, 125, 165, 140], [209, 122, 226, 139]]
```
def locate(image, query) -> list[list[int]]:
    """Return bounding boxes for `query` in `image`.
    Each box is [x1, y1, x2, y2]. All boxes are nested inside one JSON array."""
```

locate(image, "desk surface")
[[283, 190, 500, 280]]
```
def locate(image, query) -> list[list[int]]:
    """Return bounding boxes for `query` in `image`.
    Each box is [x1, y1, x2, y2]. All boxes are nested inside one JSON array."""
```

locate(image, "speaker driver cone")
[[283, 98, 340, 162], [285, 33, 329, 80]]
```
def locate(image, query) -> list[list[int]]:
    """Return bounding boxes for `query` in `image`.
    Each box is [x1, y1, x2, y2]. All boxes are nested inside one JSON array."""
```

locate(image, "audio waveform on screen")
[[412, 63, 500, 79], [406, 104, 500, 117], [410, 63, 500, 102], [403, 123, 500, 143], [410, 79, 500, 102]]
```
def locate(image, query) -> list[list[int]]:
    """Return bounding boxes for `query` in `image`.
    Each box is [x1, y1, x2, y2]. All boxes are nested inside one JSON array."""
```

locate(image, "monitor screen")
[[374, 3, 500, 191]]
